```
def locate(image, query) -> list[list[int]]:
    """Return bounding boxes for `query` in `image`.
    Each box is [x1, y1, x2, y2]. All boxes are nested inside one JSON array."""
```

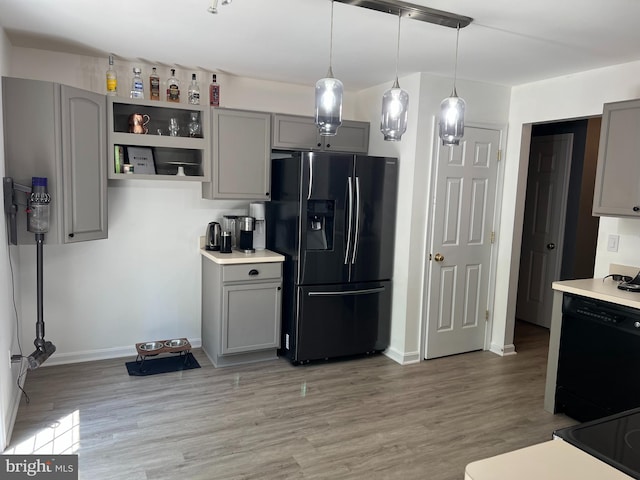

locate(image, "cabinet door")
[[205, 108, 271, 200], [323, 120, 370, 154], [593, 99, 640, 217], [61, 85, 108, 242], [221, 281, 282, 354], [272, 114, 321, 150]]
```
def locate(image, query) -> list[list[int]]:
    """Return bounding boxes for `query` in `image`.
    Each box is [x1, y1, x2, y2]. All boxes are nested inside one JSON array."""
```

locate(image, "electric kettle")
[[205, 222, 221, 251]]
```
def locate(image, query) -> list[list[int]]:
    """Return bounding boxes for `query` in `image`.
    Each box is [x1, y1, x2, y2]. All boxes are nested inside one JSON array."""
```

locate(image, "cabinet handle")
[[265, 192, 269, 196], [325, 143, 331, 148], [277, 286, 282, 291], [317, 142, 322, 147], [634, 206, 640, 212], [68, 233, 75, 238], [248, 269, 259, 276]]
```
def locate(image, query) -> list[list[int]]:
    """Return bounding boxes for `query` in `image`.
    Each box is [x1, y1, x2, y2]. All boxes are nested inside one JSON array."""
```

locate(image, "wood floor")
[[5, 321, 575, 479]]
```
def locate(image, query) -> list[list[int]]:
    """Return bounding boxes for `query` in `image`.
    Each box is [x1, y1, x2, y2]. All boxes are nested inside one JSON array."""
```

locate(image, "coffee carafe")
[[222, 215, 238, 249], [249, 202, 266, 251], [237, 216, 255, 253]]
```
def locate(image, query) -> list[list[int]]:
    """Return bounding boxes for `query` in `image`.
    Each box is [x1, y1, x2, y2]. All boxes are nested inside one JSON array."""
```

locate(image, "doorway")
[[515, 118, 601, 333]]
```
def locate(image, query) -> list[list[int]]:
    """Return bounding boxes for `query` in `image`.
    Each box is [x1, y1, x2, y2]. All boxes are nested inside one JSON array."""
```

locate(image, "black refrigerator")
[[266, 151, 398, 364]]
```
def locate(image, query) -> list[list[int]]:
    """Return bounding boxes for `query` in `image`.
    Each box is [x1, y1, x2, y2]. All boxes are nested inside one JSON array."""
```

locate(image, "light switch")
[[607, 234, 620, 252]]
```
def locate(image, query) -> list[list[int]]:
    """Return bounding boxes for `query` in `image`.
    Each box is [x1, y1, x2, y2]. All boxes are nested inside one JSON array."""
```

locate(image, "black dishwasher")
[[556, 293, 640, 422]]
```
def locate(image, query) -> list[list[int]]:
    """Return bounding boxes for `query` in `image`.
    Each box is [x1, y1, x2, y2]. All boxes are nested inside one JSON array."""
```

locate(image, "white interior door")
[[425, 126, 501, 359], [516, 134, 573, 328]]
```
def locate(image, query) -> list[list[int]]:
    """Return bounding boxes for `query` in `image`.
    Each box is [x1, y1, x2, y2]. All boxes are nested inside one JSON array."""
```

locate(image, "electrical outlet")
[[607, 234, 620, 252]]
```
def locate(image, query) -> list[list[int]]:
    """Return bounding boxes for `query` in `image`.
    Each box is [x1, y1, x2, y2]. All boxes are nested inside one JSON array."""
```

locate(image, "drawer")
[[222, 262, 282, 283]]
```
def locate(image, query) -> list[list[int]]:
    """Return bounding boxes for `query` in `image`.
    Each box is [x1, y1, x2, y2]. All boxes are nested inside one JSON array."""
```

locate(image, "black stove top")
[[555, 407, 640, 479]]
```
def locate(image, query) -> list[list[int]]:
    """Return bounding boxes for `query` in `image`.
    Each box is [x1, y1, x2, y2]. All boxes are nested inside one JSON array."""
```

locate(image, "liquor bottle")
[[209, 74, 220, 107], [130, 67, 144, 99], [149, 67, 160, 101], [167, 68, 180, 103], [188, 73, 200, 105], [106, 55, 117, 96]]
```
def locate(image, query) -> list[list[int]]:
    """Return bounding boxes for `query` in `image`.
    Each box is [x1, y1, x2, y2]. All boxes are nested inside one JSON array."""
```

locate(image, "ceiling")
[[1, 0, 640, 91]]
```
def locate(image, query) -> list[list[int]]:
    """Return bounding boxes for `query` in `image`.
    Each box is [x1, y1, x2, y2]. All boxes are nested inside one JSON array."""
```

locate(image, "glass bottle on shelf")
[[209, 74, 220, 107], [149, 67, 160, 101], [167, 68, 180, 103], [106, 55, 117, 96], [130, 67, 144, 99], [188, 73, 200, 105], [188, 112, 201, 137]]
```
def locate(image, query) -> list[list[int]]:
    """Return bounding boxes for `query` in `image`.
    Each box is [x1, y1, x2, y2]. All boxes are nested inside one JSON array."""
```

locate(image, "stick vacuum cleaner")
[[25, 177, 56, 370]]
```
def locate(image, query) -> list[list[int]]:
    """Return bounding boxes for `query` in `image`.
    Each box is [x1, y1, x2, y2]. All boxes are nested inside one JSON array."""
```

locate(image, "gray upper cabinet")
[[593, 99, 640, 218], [272, 113, 370, 153], [203, 108, 271, 200], [2, 77, 107, 244]]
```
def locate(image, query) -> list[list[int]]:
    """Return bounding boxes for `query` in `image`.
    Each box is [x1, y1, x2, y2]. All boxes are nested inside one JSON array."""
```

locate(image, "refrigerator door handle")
[[345, 176, 354, 265], [308, 287, 386, 297], [352, 176, 361, 264]]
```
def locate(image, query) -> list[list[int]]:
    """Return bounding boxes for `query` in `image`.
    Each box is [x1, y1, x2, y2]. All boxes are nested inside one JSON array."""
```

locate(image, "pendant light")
[[315, 0, 343, 136], [439, 24, 466, 146], [380, 12, 409, 142]]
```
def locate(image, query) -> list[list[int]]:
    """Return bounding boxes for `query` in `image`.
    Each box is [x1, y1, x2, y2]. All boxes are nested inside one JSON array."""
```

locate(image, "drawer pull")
[[248, 269, 259, 276]]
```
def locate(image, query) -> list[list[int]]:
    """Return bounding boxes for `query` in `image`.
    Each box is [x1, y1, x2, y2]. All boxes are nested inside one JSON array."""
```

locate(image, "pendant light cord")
[[452, 23, 460, 94], [328, 0, 335, 76], [394, 11, 402, 83]]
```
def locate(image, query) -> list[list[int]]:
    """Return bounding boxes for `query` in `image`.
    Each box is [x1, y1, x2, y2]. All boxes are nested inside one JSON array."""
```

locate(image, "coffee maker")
[[249, 202, 266, 251]]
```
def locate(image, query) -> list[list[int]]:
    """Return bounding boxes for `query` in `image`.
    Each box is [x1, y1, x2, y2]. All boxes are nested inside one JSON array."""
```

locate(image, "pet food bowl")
[[138, 341, 164, 352], [164, 339, 188, 348]]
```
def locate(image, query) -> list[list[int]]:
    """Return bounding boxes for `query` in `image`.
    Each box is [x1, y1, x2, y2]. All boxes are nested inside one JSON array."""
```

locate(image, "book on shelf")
[[114, 145, 124, 173]]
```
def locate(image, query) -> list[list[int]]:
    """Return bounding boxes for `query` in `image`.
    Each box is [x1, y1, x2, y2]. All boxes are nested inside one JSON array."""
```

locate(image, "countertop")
[[200, 247, 284, 265], [552, 278, 640, 309], [465, 440, 633, 480]]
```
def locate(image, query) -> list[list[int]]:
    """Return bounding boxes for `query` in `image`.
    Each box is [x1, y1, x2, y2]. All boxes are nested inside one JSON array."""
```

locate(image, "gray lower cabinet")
[[202, 259, 282, 367], [203, 108, 271, 200], [272, 113, 370, 153], [593, 98, 640, 217], [2, 77, 107, 244]]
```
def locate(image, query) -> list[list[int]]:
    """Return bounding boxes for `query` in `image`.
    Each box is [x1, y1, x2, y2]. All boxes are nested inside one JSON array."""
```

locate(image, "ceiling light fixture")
[[380, 11, 409, 141], [439, 24, 465, 146], [315, 0, 343, 137], [208, 0, 232, 14]]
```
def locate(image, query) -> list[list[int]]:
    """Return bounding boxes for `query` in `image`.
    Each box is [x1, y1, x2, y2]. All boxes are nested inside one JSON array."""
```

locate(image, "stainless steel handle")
[[352, 176, 361, 264], [345, 177, 354, 265], [308, 287, 385, 297], [307, 154, 314, 200]]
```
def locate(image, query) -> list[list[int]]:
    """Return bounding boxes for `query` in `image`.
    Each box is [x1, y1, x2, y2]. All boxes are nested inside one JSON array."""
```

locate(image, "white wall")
[[494, 60, 640, 352], [358, 74, 510, 363], [0, 28, 21, 452], [6, 46, 365, 367]]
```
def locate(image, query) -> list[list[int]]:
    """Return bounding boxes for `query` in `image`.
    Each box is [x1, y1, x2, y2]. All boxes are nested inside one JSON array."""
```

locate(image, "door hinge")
[[429, 253, 432, 261], [490, 231, 495, 244], [497, 149, 502, 162], [485, 310, 490, 321]]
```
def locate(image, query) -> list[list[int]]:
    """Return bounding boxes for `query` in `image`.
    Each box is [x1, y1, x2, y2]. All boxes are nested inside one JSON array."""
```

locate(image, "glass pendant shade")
[[380, 79, 409, 141], [315, 68, 343, 136], [439, 90, 465, 146]]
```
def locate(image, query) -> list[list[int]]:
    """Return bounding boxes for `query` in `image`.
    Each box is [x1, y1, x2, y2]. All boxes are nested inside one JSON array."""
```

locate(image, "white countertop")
[[200, 247, 284, 265], [552, 278, 640, 310], [465, 440, 633, 480]]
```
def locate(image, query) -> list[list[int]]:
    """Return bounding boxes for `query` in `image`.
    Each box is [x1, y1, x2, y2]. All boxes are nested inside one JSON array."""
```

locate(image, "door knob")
[[434, 253, 445, 262], [546, 243, 556, 250]]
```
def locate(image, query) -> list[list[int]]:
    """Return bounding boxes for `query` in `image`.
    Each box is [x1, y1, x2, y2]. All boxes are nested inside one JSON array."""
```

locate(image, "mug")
[[128, 113, 150, 134]]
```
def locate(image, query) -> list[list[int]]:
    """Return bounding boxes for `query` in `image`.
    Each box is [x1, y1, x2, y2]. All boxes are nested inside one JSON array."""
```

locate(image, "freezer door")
[[293, 281, 392, 363], [350, 156, 398, 282], [298, 152, 355, 285]]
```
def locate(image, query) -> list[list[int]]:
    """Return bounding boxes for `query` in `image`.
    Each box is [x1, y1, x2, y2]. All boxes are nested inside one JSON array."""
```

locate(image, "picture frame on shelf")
[[126, 146, 156, 174]]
